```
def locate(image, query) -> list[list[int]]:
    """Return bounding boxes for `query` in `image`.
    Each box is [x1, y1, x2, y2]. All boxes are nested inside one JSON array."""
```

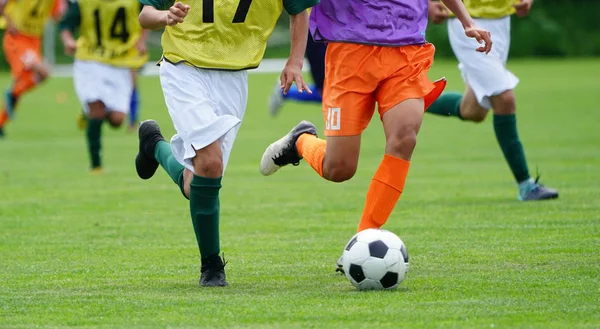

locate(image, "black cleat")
[[259, 120, 318, 176], [519, 176, 559, 201], [336, 255, 345, 274], [135, 120, 165, 180], [200, 254, 228, 287]]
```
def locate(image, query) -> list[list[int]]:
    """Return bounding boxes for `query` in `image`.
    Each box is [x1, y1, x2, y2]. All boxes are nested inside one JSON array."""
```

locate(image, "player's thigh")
[[448, 17, 518, 109], [3, 33, 39, 78], [460, 86, 488, 122], [159, 61, 242, 174], [381, 98, 424, 160], [322, 42, 378, 138]]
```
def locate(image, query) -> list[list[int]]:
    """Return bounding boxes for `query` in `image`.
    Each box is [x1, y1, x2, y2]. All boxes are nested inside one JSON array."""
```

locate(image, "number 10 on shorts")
[[326, 107, 341, 131]]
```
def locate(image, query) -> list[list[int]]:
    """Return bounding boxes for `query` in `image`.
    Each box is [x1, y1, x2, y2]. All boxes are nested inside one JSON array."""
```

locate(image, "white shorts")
[[448, 16, 519, 109], [73, 60, 133, 114], [159, 60, 248, 174]]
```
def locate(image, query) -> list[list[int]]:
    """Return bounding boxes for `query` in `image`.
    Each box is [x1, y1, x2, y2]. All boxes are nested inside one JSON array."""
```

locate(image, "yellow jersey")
[[140, 0, 318, 70], [59, 0, 147, 68], [463, 0, 516, 19], [4, 0, 64, 37]]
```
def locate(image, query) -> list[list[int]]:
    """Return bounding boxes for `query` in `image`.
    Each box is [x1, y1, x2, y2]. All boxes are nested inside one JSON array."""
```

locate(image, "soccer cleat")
[[4, 89, 16, 118], [259, 120, 317, 176], [519, 176, 559, 201], [135, 120, 165, 180], [127, 122, 139, 133], [200, 254, 228, 287], [89, 167, 104, 175], [77, 112, 87, 131], [336, 255, 344, 274], [268, 79, 284, 117]]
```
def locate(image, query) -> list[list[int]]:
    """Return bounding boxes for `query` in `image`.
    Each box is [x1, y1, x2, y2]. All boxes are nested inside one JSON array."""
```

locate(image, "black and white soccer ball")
[[342, 228, 409, 291]]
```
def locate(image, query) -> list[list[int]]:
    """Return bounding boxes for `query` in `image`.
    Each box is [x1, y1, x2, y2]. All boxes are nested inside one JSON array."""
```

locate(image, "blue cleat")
[[4, 89, 16, 119], [518, 176, 559, 201]]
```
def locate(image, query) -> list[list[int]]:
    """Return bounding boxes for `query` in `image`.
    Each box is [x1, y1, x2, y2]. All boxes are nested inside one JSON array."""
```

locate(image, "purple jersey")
[[310, 0, 429, 46]]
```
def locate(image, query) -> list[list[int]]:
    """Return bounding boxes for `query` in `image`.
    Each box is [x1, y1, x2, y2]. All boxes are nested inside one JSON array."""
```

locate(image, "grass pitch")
[[0, 59, 599, 328]]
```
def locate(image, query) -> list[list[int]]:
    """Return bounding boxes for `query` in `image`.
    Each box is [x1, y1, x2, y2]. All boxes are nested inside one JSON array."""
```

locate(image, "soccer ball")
[[342, 228, 409, 291]]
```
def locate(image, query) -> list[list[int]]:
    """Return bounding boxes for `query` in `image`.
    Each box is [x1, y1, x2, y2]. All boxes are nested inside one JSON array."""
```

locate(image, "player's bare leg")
[[458, 86, 488, 122]]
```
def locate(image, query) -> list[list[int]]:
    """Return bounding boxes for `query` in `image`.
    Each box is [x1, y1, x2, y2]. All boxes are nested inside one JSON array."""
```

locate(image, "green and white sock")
[[154, 141, 186, 197]]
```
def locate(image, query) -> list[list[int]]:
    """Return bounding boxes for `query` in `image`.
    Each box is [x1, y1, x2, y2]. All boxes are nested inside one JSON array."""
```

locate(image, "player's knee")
[[193, 153, 223, 178], [324, 159, 357, 182], [491, 90, 516, 115], [386, 132, 417, 158], [464, 110, 488, 123], [107, 115, 124, 128]]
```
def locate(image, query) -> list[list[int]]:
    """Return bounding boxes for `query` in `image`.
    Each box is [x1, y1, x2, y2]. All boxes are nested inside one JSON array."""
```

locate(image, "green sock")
[[86, 118, 103, 168], [189, 175, 222, 259], [426, 92, 463, 119], [154, 141, 186, 197], [493, 114, 530, 183]]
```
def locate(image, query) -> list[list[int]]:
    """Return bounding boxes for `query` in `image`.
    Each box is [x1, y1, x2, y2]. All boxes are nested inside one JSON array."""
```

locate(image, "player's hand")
[[166, 2, 190, 26], [513, 0, 533, 18], [464, 26, 492, 54], [136, 39, 148, 55], [280, 62, 312, 95], [428, 1, 449, 24], [63, 39, 77, 56]]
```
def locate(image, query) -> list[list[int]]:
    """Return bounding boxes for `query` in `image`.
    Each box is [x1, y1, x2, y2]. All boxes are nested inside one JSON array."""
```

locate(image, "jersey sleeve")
[[58, 0, 80, 32], [283, 0, 319, 15], [139, 0, 172, 11]]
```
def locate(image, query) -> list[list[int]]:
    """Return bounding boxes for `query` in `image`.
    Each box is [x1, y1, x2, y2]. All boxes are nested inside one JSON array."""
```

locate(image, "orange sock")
[[0, 110, 7, 127], [357, 154, 410, 232], [296, 134, 327, 177], [13, 73, 37, 97]]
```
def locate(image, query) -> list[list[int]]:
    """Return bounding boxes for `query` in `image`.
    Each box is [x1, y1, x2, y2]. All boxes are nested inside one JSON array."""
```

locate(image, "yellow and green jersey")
[[140, 0, 318, 70], [4, 0, 64, 37], [59, 0, 148, 68], [462, 0, 517, 19]]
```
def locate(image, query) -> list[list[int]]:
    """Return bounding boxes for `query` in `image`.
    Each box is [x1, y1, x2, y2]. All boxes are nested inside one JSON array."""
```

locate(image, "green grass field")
[[1, 59, 599, 329]]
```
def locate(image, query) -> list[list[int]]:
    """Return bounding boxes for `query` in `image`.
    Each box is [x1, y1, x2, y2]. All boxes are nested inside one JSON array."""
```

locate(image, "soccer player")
[[259, 0, 492, 270], [268, 29, 326, 116], [0, 0, 65, 137], [426, 0, 558, 201], [59, 0, 149, 172], [133, 0, 315, 286]]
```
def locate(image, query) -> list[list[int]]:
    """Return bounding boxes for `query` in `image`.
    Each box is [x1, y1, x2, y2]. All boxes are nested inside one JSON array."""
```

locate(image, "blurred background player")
[[0, 0, 65, 137], [268, 10, 325, 117], [134, 0, 315, 286], [426, 0, 558, 201], [59, 0, 148, 172], [260, 0, 491, 271]]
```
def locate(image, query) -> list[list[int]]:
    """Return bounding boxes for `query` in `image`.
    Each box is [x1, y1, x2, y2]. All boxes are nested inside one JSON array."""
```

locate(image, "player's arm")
[[279, 0, 319, 94], [428, 0, 449, 24], [136, 29, 150, 54], [439, 0, 493, 53], [58, 0, 80, 55], [139, 0, 189, 30]]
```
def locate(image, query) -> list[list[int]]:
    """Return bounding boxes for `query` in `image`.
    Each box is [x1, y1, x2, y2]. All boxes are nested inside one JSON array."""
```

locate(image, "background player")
[[268, 18, 326, 117], [426, 0, 558, 201], [260, 0, 491, 270], [134, 0, 315, 286], [0, 0, 65, 137], [59, 0, 148, 172]]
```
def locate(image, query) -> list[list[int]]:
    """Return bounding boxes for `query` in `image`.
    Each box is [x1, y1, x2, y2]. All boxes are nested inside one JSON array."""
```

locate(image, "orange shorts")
[[322, 42, 446, 136], [3, 32, 42, 79]]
